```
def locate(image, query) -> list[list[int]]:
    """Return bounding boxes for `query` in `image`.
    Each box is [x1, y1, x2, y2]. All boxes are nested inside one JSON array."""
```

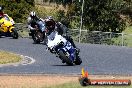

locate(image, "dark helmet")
[[45, 16, 56, 31], [0, 14, 2, 18]]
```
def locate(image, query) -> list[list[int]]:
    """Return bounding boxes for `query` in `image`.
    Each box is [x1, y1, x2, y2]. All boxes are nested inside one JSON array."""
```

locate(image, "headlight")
[[11, 20, 15, 24]]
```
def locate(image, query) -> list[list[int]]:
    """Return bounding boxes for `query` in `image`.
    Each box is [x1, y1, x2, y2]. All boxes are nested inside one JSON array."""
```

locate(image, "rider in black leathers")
[[0, 6, 4, 18], [45, 16, 80, 54], [27, 11, 46, 33]]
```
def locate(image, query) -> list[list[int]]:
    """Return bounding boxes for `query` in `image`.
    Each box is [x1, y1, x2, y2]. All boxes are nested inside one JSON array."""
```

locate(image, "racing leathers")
[[27, 16, 46, 32], [55, 22, 78, 50]]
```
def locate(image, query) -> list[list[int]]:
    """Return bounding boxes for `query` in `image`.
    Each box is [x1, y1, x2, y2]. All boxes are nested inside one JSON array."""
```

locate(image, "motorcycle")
[[29, 25, 47, 44], [0, 14, 18, 39], [47, 31, 82, 65]]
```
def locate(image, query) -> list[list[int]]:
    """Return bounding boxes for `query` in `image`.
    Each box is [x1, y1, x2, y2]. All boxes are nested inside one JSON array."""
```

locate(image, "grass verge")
[[0, 51, 22, 64], [123, 26, 132, 47]]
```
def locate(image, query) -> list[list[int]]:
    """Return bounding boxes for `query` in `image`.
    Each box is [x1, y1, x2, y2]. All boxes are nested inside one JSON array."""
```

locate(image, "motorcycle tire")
[[0, 32, 1, 38], [58, 50, 73, 66], [33, 35, 40, 44], [11, 28, 18, 39], [74, 57, 82, 65], [43, 33, 48, 45], [32, 32, 40, 44]]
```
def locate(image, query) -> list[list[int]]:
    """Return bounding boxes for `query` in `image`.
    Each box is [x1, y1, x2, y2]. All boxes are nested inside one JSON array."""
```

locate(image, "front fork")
[[63, 48, 75, 62]]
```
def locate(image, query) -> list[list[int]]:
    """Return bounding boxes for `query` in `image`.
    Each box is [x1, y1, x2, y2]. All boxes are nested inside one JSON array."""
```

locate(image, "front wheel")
[[74, 57, 82, 65], [32, 34, 40, 44], [31, 31, 41, 44], [58, 50, 73, 66], [11, 28, 18, 39]]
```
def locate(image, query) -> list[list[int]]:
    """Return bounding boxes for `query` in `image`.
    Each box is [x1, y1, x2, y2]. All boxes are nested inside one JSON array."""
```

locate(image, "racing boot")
[[75, 48, 80, 55]]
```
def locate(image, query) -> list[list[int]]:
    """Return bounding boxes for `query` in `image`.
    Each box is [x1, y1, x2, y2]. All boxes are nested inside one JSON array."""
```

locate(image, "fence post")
[[121, 33, 124, 46]]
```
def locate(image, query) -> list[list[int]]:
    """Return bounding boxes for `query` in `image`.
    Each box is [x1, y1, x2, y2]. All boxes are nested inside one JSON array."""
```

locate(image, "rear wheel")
[[43, 33, 48, 45], [0, 32, 1, 38], [11, 28, 18, 39], [58, 50, 73, 66]]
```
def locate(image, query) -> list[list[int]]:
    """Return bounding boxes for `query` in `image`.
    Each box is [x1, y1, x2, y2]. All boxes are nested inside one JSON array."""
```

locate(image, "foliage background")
[[0, 0, 34, 23], [37, 0, 132, 33], [0, 0, 132, 33]]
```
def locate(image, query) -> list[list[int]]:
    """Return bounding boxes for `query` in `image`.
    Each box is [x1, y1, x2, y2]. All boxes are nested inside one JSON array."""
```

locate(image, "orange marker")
[[79, 68, 131, 86]]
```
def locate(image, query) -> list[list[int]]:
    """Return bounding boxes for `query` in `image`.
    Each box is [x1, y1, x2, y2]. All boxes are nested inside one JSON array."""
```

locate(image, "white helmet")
[[0, 6, 3, 12], [30, 11, 36, 17], [45, 16, 53, 21], [0, 6, 2, 11]]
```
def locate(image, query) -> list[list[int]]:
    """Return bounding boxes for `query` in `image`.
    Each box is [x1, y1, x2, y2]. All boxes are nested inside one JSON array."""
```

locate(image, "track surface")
[[0, 37, 132, 75]]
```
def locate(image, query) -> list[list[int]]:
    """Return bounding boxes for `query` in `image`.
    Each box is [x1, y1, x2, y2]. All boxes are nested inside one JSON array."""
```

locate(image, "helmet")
[[0, 6, 4, 18], [45, 16, 55, 30], [46, 16, 53, 20], [0, 6, 3, 11], [0, 15, 2, 18], [30, 11, 36, 18], [0, 6, 2, 11]]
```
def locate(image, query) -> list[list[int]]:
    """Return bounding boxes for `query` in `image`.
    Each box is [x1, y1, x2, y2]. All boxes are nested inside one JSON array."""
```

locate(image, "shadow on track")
[[52, 64, 75, 67]]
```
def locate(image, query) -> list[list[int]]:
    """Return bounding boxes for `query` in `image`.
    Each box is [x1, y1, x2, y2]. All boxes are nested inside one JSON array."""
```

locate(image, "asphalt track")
[[0, 37, 132, 75]]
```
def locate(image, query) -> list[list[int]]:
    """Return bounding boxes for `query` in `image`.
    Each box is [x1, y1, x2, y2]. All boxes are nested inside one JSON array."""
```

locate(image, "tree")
[[66, 0, 129, 33], [36, 0, 131, 32], [0, 0, 34, 23], [45, 0, 125, 32]]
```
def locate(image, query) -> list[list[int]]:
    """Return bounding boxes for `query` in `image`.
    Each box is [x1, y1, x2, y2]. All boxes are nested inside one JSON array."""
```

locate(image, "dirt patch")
[[0, 75, 78, 88], [0, 74, 132, 88]]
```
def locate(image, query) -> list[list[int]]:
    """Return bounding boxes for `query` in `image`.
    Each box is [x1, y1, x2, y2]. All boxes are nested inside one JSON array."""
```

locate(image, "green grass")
[[45, 82, 131, 88], [17, 29, 30, 38], [123, 26, 132, 34], [0, 51, 22, 64], [122, 26, 132, 47], [35, 5, 63, 19]]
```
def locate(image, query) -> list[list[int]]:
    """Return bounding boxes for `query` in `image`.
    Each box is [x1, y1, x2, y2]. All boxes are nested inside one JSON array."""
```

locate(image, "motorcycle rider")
[[45, 16, 80, 54], [27, 11, 46, 33], [0, 6, 4, 27], [0, 6, 4, 18]]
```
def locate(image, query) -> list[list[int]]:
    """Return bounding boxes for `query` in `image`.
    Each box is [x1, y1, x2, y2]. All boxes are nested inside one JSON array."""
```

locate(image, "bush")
[[0, 0, 34, 23], [66, 0, 129, 33]]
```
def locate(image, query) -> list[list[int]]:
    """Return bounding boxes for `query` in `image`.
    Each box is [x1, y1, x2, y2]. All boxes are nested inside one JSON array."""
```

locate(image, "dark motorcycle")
[[29, 25, 47, 44], [47, 31, 82, 65]]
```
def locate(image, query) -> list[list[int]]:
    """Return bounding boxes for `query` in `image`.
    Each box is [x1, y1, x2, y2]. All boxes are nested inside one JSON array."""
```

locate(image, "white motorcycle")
[[47, 31, 82, 65]]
